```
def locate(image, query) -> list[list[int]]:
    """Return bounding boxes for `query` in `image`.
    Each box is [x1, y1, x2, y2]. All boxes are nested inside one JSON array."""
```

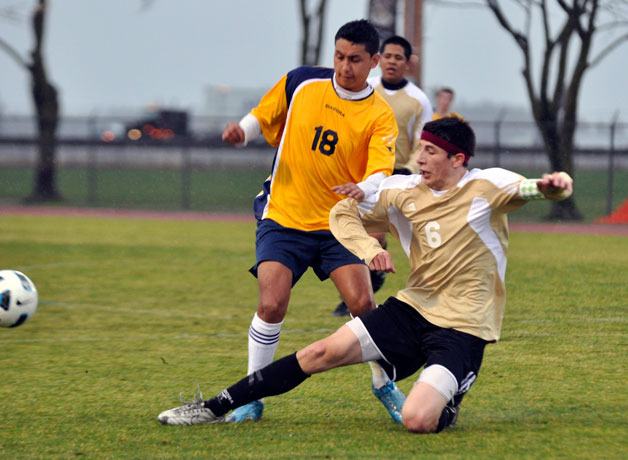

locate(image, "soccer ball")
[[0, 270, 38, 328]]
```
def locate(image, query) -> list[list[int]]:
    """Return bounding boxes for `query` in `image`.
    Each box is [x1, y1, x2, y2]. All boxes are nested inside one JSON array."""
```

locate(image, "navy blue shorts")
[[249, 219, 363, 285], [361, 296, 487, 406]]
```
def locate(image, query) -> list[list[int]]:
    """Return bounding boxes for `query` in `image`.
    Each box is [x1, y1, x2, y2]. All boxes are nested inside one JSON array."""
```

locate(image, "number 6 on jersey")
[[424, 221, 442, 248]]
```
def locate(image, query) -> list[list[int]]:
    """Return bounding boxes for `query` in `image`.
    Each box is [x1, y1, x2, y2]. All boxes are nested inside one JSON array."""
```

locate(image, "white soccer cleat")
[[158, 400, 224, 425]]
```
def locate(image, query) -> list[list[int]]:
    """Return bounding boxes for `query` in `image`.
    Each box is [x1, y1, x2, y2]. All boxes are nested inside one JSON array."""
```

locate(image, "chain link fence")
[[1, 114, 627, 221]]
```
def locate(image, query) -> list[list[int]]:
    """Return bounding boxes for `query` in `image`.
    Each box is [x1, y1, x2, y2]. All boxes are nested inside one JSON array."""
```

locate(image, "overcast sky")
[[0, 0, 626, 121]]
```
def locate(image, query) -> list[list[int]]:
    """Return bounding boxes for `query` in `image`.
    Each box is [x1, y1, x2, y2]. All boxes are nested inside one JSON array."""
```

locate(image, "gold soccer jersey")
[[369, 76, 432, 173], [251, 67, 397, 231], [330, 168, 533, 342]]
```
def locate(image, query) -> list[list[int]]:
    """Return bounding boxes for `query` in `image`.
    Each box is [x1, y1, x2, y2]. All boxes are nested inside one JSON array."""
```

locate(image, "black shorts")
[[360, 296, 487, 405]]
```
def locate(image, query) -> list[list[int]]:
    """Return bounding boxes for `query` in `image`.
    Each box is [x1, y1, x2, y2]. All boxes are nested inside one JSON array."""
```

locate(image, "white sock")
[[369, 361, 391, 389], [347, 311, 392, 389], [247, 313, 283, 374]]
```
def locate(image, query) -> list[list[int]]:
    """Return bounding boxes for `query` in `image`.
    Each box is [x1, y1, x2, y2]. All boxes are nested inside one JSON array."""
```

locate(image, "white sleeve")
[[356, 172, 387, 200], [358, 173, 422, 215], [418, 91, 433, 128], [238, 113, 261, 147], [407, 86, 433, 147]]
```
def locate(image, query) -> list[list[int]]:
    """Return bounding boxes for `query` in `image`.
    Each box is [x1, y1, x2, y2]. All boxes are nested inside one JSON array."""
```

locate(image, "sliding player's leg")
[[158, 323, 364, 425], [402, 327, 487, 433], [327, 260, 405, 424], [401, 373, 452, 433]]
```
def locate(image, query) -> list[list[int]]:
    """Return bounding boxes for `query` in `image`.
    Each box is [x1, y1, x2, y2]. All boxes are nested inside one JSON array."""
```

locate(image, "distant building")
[[205, 85, 265, 119]]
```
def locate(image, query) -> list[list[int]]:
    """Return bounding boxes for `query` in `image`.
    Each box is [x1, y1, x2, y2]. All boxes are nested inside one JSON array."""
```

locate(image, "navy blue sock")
[[205, 352, 310, 416]]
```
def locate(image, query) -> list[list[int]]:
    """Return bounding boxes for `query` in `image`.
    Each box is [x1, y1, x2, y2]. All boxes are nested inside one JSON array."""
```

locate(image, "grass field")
[[1, 166, 627, 222], [0, 214, 626, 458]]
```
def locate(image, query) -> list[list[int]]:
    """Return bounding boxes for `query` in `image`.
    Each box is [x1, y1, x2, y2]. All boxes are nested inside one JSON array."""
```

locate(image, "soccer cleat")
[[436, 403, 460, 432], [372, 381, 406, 424], [370, 270, 386, 293], [448, 404, 460, 428], [158, 393, 224, 425], [332, 301, 350, 317], [225, 400, 264, 423]]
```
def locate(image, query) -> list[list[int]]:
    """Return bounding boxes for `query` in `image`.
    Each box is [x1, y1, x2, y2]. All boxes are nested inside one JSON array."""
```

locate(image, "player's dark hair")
[[422, 117, 476, 166], [380, 35, 412, 60], [335, 19, 380, 56], [437, 87, 455, 96]]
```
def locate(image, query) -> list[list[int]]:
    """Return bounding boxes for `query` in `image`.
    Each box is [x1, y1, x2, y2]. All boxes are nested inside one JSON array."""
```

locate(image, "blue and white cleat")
[[372, 381, 406, 424], [225, 400, 264, 423]]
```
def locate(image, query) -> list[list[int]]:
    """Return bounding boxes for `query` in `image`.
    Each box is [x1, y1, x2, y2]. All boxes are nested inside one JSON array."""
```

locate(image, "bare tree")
[[0, 0, 61, 201], [426, 0, 627, 219], [298, 0, 328, 65], [485, 0, 628, 220], [368, 0, 399, 41]]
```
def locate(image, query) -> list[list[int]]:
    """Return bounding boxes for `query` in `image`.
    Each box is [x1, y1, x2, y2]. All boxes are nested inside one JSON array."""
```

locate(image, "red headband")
[[420, 131, 470, 162]]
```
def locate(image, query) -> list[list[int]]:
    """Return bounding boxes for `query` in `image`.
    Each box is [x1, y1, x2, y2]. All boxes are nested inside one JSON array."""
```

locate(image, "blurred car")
[[101, 109, 189, 143]]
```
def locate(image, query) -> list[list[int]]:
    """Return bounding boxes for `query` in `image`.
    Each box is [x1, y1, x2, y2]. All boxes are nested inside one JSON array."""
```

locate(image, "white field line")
[[10, 261, 95, 270], [0, 328, 335, 345], [0, 299, 335, 344]]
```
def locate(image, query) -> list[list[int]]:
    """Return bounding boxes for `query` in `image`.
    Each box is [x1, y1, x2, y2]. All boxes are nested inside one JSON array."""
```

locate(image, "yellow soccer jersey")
[[330, 168, 537, 342], [251, 66, 397, 231]]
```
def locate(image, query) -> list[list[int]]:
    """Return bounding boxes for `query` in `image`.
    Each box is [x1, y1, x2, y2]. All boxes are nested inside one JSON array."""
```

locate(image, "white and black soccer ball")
[[0, 270, 38, 328]]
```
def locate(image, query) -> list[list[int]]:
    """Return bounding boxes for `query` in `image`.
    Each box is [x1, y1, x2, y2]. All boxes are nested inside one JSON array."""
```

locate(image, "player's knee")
[[344, 292, 375, 317], [298, 340, 333, 373], [297, 342, 324, 372], [258, 298, 288, 323], [402, 408, 439, 434], [403, 365, 459, 433]]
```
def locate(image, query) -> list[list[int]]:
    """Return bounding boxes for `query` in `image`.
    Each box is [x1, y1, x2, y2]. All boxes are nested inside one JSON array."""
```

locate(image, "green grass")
[[0, 215, 626, 458], [0, 167, 269, 212], [1, 166, 627, 221]]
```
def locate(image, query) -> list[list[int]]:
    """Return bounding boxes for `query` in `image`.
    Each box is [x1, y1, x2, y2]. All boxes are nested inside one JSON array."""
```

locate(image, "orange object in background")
[[597, 199, 628, 224]]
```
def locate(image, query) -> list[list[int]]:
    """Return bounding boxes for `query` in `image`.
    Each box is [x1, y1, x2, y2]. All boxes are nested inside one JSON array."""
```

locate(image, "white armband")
[[518, 179, 544, 200], [357, 172, 387, 200], [238, 113, 261, 147]]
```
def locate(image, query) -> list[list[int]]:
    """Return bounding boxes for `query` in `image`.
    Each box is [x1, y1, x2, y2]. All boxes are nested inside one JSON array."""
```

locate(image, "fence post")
[[181, 144, 191, 210], [493, 119, 501, 167], [606, 113, 618, 215], [87, 116, 98, 206], [493, 109, 505, 167]]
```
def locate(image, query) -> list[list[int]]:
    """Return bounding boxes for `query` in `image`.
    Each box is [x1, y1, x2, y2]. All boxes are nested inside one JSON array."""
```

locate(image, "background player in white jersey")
[[159, 117, 573, 433], [333, 35, 433, 317], [369, 35, 432, 175]]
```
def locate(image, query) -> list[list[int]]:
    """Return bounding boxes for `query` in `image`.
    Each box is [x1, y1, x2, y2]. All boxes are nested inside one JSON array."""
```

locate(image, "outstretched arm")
[[332, 172, 389, 203], [517, 171, 573, 201], [221, 122, 245, 145], [222, 113, 260, 147], [329, 195, 395, 272], [222, 73, 289, 147], [536, 171, 573, 201]]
